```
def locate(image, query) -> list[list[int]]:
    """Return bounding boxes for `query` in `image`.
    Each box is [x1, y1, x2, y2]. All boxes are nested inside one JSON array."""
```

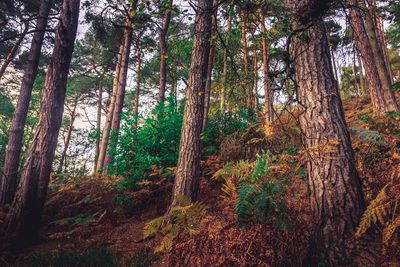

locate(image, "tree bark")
[[134, 46, 142, 128], [158, 0, 173, 103], [0, 21, 29, 81], [0, 0, 52, 206], [4, 0, 80, 246], [94, 77, 103, 173], [57, 97, 78, 173], [202, 0, 218, 132], [260, 10, 273, 124], [286, 0, 366, 264], [103, 10, 134, 170], [349, 0, 398, 113], [172, 0, 212, 206], [357, 51, 367, 95], [252, 30, 259, 111], [241, 9, 252, 110]]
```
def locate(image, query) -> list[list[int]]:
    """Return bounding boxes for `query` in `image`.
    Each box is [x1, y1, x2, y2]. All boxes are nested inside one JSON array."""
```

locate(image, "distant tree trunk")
[[96, 43, 124, 172], [134, 46, 142, 128], [330, 48, 339, 84], [103, 12, 134, 170], [0, 21, 29, 81], [241, 9, 252, 110], [4, 0, 79, 246], [252, 30, 259, 111], [260, 10, 273, 124], [158, 0, 173, 103], [357, 51, 367, 95], [172, 0, 212, 206], [220, 10, 232, 110], [286, 0, 366, 264], [0, 0, 52, 206], [202, 0, 218, 132], [58, 97, 79, 173], [352, 50, 360, 95], [94, 78, 103, 173], [349, 0, 398, 113]]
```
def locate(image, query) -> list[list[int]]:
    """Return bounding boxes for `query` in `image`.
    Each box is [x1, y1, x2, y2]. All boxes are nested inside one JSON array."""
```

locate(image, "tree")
[[4, 0, 80, 246], [158, 0, 173, 103], [349, 0, 398, 114], [0, 0, 53, 206], [171, 0, 212, 205], [286, 0, 366, 264]]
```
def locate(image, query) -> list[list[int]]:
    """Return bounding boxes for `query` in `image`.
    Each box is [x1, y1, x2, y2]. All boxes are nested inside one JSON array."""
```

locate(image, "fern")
[[349, 127, 386, 146], [143, 195, 206, 252]]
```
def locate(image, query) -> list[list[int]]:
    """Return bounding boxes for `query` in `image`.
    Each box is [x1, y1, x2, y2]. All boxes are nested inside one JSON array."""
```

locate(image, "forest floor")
[[1, 96, 400, 266]]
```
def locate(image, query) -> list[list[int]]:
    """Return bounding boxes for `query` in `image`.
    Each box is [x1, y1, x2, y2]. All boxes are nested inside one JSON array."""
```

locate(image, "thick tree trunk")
[[349, 0, 398, 113], [241, 9, 252, 110], [158, 0, 173, 102], [0, 21, 29, 81], [286, 0, 366, 264], [57, 97, 78, 173], [202, 0, 218, 132], [96, 43, 124, 172], [172, 0, 212, 205], [103, 14, 134, 170], [260, 10, 273, 124], [4, 0, 79, 246], [220, 11, 232, 110], [0, 0, 52, 206]]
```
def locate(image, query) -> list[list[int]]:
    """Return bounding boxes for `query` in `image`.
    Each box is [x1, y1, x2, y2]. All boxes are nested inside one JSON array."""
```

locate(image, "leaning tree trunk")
[[171, 0, 212, 206], [0, 21, 29, 81], [240, 9, 252, 110], [103, 13, 134, 170], [286, 0, 366, 265], [202, 0, 218, 132], [349, 0, 398, 114], [96, 43, 124, 172], [0, 0, 52, 206], [4, 0, 79, 246], [260, 10, 273, 124], [158, 0, 173, 103]]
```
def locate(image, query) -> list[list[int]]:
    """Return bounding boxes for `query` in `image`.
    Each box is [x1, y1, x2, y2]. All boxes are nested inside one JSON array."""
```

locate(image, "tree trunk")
[[103, 12, 134, 170], [286, 0, 366, 264], [0, 0, 52, 206], [220, 10, 232, 110], [357, 51, 367, 95], [352, 50, 360, 96], [4, 0, 79, 246], [0, 21, 29, 81], [241, 9, 252, 110], [158, 0, 173, 102], [202, 0, 218, 132], [260, 10, 273, 124], [252, 30, 259, 111], [96, 43, 124, 172], [58, 97, 78, 173], [349, 0, 398, 113], [134, 46, 142, 128], [94, 78, 103, 173], [172, 0, 212, 206]]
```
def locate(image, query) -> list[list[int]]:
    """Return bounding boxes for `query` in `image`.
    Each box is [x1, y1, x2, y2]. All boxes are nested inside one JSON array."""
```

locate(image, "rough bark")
[[260, 10, 273, 124], [103, 12, 134, 169], [172, 0, 212, 205], [349, 0, 398, 113], [4, 0, 80, 246], [0, 21, 29, 81], [158, 0, 173, 102], [202, 0, 218, 131], [241, 9, 252, 110], [0, 0, 52, 206], [286, 0, 366, 264]]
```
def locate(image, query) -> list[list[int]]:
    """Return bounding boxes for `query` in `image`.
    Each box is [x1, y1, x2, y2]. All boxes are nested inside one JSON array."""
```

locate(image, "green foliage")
[[216, 151, 290, 228], [143, 195, 206, 252], [0, 89, 14, 167], [107, 97, 184, 189], [51, 211, 105, 227], [350, 127, 387, 147]]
